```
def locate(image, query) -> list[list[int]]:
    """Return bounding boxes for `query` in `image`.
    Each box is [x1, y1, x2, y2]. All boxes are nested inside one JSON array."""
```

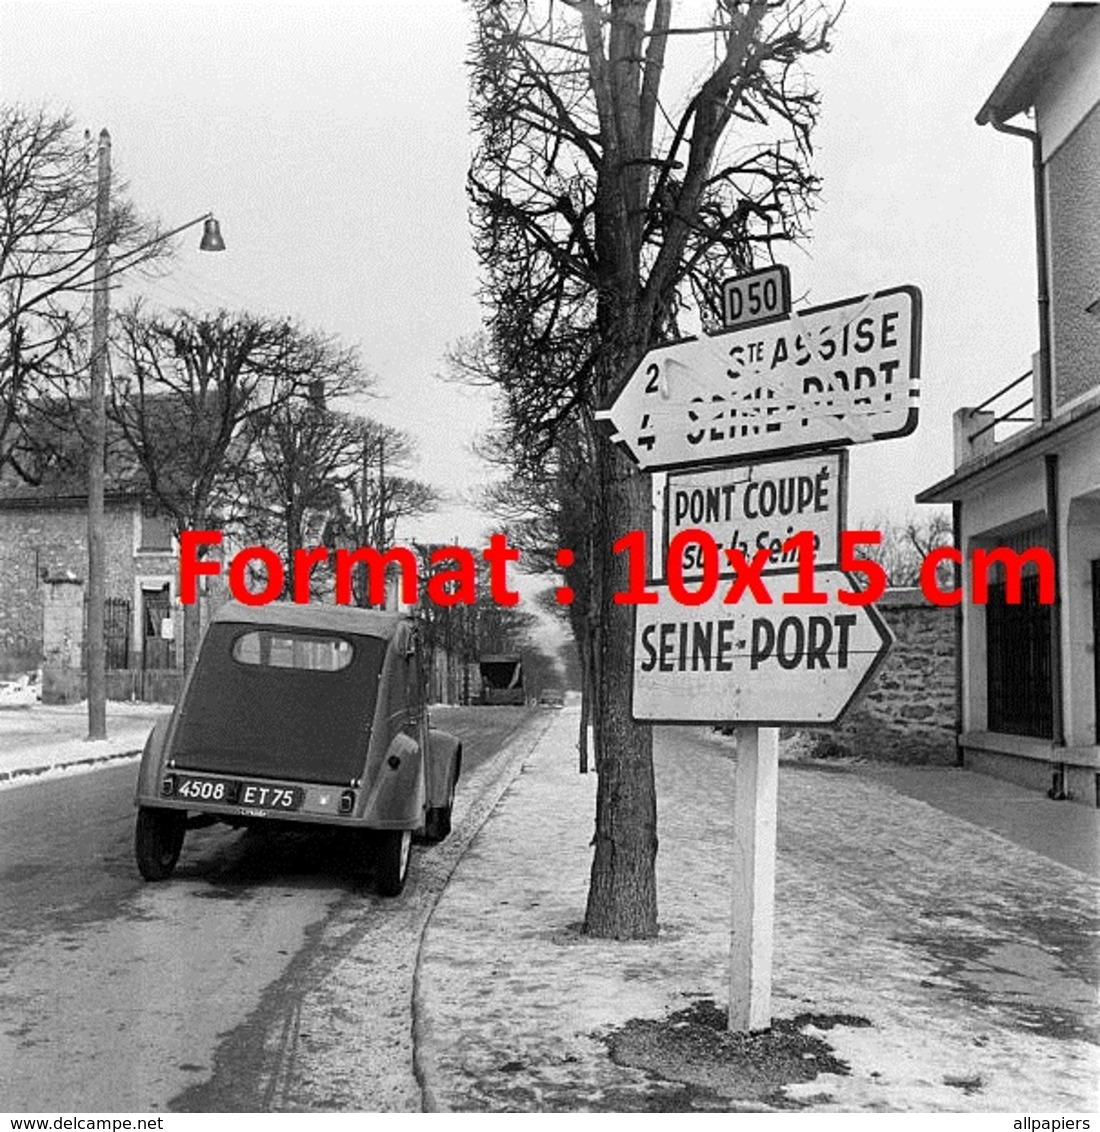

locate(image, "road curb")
[[412, 709, 562, 1113], [0, 747, 142, 785]]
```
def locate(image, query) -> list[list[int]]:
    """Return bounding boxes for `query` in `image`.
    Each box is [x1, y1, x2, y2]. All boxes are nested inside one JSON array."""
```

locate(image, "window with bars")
[[104, 597, 131, 670]]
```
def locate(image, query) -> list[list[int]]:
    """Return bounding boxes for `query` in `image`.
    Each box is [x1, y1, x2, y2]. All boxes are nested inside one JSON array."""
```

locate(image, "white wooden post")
[[728, 724, 779, 1032]]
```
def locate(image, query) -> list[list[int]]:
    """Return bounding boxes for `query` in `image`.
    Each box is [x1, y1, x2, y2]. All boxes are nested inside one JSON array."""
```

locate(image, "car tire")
[[135, 806, 187, 881], [423, 768, 457, 844], [376, 828, 412, 896]]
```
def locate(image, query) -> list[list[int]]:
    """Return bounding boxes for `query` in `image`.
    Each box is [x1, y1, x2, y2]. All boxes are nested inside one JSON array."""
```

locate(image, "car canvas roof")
[[211, 601, 407, 641]]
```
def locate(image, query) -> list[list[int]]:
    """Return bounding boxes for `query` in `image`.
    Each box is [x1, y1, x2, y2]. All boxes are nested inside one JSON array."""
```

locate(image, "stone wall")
[[39, 577, 85, 702], [42, 577, 84, 667], [802, 588, 958, 765], [0, 502, 136, 669]]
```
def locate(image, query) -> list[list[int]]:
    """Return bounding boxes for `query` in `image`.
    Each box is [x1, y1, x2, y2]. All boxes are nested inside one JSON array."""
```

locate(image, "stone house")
[[0, 471, 184, 700], [918, 4, 1100, 804]]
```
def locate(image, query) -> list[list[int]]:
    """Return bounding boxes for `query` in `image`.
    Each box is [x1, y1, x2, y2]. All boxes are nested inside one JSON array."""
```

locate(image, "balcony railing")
[[954, 368, 1036, 466], [968, 369, 1035, 441]]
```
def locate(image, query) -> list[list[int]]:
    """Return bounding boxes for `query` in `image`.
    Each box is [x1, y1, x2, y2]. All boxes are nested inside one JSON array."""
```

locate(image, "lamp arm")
[[0, 212, 219, 336], [107, 211, 215, 277]]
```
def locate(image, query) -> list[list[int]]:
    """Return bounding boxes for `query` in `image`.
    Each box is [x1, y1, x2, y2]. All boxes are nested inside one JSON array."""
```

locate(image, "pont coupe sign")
[[662, 452, 846, 579], [596, 285, 921, 471]]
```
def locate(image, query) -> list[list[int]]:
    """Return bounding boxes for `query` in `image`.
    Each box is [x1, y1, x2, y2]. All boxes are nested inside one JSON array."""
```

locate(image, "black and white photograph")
[[1, 0, 1097, 1120]]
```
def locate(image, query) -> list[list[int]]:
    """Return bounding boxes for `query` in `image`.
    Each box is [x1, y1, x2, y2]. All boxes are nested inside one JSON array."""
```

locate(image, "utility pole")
[[376, 434, 386, 547], [86, 128, 111, 741], [377, 435, 387, 607], [359, 441, 370, 608], [356, 431, 386, 607], [81, 135, 222, 734]]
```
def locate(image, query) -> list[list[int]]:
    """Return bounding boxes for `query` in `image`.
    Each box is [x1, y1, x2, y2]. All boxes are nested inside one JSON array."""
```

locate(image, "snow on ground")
[[417, 710, 1100, 1112], [0, 700, 170, 789]]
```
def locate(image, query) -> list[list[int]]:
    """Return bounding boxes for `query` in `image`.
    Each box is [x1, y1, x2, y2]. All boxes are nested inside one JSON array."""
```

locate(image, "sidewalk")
[[0, 700, 170, 785], [857, 760, 1100, 876], [416, 708, 1100, 1112]]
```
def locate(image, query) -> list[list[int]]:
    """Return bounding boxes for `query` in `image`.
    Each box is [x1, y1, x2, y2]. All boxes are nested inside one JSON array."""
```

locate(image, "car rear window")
[[231, 630, 353, 672]]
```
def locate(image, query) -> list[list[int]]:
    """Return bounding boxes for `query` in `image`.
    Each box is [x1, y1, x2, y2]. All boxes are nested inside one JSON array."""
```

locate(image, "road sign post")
[[622, 276, 918, 1034], [729, 724, 778, 1032]]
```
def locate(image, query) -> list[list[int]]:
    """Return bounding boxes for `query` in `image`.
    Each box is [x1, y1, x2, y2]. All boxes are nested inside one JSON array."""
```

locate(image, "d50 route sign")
[[631, 570, 893, 726], [597, 285, 921, 471], [721, 264, 791, 331]]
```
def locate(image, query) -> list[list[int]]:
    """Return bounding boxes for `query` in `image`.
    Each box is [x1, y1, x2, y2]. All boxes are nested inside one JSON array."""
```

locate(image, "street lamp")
[[86, 128, 225, 740]]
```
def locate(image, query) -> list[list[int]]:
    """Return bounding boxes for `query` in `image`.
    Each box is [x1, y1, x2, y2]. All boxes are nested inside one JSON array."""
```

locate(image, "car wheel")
[[135, 806, 187, 881], [376, 828, 412, 896], [423, 769, 457, 844]]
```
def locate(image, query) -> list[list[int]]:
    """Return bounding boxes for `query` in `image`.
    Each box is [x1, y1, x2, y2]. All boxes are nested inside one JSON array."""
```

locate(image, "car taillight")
[[339, 790, 356, 815], [160, 774, 176, 797]]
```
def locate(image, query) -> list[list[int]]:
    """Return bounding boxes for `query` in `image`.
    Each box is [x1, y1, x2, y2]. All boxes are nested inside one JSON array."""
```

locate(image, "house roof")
[[976, 3, 1100, 125], [0, 488, 144, 512], [0, 394, 172, 507], [916, 390, 1100, 503], [0, 452, 147, 508]]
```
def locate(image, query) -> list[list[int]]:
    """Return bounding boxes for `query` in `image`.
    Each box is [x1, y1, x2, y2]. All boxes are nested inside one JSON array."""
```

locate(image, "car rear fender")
[[426, 728, 461, 808], [134, 717, 172, 804], [360, 731, 425, 828]]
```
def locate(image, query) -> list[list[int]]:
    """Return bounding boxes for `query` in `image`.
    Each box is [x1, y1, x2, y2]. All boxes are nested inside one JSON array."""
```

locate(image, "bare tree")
[[334, 420, 441, 541], [111, 306, 332, 666], [466, 0, 838, 937], [0, 105, 167, 478], [475, 411, 599, 768], [320, 418, 442, 606], [235, 354, 373, 597], [854, 509, 953, 588], [412, 539, 540, 703]]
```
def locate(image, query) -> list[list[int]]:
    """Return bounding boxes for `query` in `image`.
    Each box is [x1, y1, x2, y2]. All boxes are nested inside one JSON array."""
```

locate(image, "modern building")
[[918, 3, 1100, 804]]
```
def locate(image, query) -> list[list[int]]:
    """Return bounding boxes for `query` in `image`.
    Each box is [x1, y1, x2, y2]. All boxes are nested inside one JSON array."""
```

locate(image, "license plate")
[[235, 781, 303, 811], [173, 775, 235, 804], [172, 775, 303, 811]]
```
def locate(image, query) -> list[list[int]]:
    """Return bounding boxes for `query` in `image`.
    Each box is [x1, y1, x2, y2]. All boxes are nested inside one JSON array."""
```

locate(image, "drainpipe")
[[988, 116, 1053, 423], [1045, 453, 1066, 753]]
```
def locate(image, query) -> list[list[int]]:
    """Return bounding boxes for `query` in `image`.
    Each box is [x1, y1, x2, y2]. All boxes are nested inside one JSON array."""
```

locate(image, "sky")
[[1, 0, 1052, 568]]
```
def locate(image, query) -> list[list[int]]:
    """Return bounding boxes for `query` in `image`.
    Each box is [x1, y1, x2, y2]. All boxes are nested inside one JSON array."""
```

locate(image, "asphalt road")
[[0, 705, 544, 1113]]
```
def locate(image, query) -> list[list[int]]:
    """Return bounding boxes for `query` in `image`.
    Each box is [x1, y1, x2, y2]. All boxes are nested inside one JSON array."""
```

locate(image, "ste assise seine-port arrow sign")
[[596, 285, 921, 471]]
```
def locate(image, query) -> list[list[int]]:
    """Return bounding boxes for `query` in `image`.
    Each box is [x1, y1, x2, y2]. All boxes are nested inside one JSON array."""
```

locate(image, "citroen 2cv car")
[[133, 602, 462, 895]]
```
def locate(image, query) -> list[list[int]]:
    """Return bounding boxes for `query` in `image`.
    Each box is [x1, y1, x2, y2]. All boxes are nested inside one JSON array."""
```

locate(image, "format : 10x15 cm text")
[[177, 529, 1055, 609]]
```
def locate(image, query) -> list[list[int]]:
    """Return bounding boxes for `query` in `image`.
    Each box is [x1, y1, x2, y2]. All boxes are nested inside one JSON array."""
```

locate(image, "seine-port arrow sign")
[[631, 570, 893, 726], [597, 285, 921, 471]]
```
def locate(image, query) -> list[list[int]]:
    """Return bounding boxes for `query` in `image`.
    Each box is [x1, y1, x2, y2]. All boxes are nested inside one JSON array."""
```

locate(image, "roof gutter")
[[985, 113, 1053, 422]]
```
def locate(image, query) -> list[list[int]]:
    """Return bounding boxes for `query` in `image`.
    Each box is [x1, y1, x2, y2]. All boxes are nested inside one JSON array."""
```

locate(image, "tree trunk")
[[285, 508, 302, 597], [183, 598, 201, 676], [578, 635, 590, 773], [578, 610, 598, 773], [583, 439, 657, 938]]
